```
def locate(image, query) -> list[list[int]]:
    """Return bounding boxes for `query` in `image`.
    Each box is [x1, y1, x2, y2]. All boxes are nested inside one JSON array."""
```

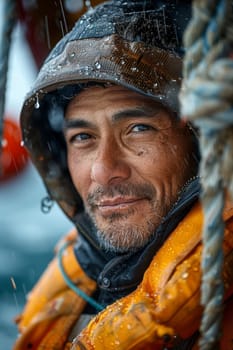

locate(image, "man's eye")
[[131, 124, 153, 132], [70, 133, 91, 142]]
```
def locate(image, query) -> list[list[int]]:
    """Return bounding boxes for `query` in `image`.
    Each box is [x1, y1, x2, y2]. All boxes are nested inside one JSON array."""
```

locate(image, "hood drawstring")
[[58, 240, 105, 312]]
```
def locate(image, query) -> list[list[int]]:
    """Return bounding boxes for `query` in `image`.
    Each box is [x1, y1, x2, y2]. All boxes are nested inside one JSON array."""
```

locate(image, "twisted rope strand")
[[180, 0, 233, 349]]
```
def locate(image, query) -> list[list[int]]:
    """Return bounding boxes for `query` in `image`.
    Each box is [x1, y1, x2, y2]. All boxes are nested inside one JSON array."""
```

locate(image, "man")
[[13, 1, 233, 349]]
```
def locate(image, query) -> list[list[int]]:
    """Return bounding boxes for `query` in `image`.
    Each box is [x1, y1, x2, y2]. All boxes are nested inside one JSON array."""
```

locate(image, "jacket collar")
[[74, 177, 201, 294]]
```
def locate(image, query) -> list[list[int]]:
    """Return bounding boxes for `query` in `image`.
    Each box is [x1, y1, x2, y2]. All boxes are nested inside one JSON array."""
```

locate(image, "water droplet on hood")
[[34, 94, 40, 109], [69, 52, 76, 58], [95, 61, 101, 70]]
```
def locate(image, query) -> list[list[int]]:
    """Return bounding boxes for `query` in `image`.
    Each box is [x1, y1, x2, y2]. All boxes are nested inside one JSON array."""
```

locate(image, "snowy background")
[[0, 15, 72, 350]]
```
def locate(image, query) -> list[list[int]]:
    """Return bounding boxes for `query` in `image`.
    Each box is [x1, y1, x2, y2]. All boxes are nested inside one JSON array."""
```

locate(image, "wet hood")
[[20, 0, 191, 222]]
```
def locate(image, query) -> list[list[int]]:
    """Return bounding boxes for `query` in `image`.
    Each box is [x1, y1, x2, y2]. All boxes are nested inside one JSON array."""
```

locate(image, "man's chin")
[[86, 206, 161, 253], [94, 220, 156, 254], [96, 231, 144, 254]]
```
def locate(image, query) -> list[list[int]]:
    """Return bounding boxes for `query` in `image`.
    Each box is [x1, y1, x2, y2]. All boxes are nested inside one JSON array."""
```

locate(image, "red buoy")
[[0, 117, 28, 181]]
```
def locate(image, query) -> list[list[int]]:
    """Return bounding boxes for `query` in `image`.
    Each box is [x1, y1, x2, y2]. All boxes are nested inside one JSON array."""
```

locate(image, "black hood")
[[20, 0, 193, 222]]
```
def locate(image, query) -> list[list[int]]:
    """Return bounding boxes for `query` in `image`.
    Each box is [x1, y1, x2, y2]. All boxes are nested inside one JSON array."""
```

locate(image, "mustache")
[[87, 183, 156, 206]]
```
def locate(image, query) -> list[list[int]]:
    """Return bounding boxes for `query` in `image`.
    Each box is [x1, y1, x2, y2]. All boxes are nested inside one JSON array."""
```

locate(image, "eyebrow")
[[63, 106, 162, 130], [63, 119, 95, 130], [112, 106, 161, 122]]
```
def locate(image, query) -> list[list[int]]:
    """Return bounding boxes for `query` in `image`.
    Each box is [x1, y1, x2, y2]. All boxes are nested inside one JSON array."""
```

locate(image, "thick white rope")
[[180, 0, 233, 349]]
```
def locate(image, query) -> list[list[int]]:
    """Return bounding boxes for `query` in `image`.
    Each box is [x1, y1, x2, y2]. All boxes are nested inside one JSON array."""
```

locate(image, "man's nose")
[[90, 140, 131, 185]]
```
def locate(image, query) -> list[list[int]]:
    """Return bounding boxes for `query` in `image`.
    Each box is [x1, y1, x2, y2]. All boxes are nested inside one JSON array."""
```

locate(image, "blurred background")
[[0, 20, 72, 350], [1, 2, 107, 348]]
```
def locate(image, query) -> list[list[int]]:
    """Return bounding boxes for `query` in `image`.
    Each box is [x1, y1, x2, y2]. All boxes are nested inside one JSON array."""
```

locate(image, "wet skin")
[[64, 85, 197, 252]]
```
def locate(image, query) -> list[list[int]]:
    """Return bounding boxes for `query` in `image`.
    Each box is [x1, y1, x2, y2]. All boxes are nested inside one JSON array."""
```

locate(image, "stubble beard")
[[85, 183, 169, 253]]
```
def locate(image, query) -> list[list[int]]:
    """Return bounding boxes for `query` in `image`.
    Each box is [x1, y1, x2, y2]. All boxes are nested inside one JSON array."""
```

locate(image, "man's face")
[[64, 85, 197, 253]]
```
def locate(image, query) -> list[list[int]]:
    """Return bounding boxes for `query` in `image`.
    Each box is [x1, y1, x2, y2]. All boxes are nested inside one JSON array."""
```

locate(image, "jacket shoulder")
[[13, 227, 96, 350]]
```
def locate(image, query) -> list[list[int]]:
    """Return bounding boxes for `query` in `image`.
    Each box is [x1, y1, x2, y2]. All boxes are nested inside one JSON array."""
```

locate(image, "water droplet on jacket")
[[182, 272, 189, 279], [97, 335, 103, 343], [164, 292, 173, 300], [20, 141, 25, 147], [127, 323, 132, 329]]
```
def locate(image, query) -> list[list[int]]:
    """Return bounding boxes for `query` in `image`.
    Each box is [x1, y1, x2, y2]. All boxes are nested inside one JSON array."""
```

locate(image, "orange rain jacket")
[[13, 201, 233, 350]]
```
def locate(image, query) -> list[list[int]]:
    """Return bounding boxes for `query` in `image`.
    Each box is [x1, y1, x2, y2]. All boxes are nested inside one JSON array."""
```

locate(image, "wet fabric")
[[71, 199, 233, 350]]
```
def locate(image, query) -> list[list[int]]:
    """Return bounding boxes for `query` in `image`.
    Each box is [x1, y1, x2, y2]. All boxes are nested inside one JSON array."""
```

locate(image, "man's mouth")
[[87, 183, 156, 217], [96, 197, 147, 215]]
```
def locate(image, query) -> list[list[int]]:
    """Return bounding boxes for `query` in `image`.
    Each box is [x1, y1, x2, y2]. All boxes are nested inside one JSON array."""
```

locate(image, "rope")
[[0, 0, 17, 157], [180, 1, 233, 349], [57, 241, 105, 312]]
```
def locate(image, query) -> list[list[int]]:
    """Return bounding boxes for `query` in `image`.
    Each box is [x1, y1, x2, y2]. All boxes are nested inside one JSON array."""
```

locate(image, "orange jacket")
[[13, 201, 233, 350]]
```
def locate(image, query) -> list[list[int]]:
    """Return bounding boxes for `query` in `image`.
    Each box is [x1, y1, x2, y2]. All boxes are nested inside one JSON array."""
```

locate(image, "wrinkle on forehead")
[[65, 84, 175, 122]]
